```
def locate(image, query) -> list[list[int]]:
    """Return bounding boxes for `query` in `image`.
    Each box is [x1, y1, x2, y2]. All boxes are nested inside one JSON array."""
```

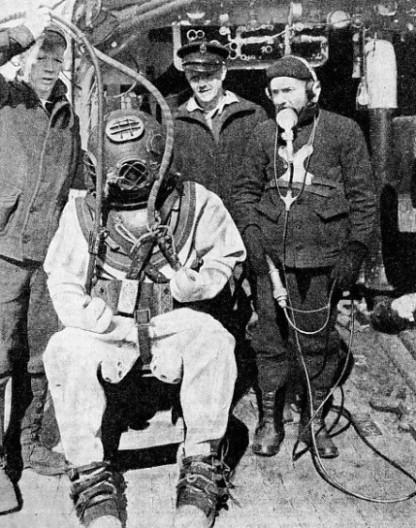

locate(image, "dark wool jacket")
[[174, 94, 267, 210], [0, 26, 82, 263], [232, 108, 377, 269]]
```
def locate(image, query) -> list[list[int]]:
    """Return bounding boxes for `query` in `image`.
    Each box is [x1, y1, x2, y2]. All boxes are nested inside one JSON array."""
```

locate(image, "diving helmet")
[[85, 109, 165, 207]]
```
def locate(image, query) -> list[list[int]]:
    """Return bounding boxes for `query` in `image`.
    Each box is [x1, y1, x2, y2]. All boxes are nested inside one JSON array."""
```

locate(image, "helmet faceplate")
[[85, 109, 165, 207]]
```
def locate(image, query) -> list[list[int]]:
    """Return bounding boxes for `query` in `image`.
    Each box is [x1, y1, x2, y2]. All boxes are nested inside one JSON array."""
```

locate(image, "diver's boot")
[[252, 389, 285, 457], [299, 389, 339, 459], [69, 462, 127, 528], [174, 453, 230, 528], [20, 374, 68, 475], [0, 375, 19, 513]]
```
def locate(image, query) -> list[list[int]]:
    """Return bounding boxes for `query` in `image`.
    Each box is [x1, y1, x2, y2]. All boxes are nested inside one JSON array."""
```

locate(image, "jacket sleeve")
[[0, 26, 34, 66], [170, 186, 246, 302], [0, 26, 35, 106], [340, 119, 377, 249], [231, 124, 269, 234], [255, 105, 268, 125], [44, 199, 113, 333]]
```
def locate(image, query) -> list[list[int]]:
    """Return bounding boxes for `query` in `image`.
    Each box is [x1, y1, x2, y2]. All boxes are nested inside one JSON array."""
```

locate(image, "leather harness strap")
[[75, 184, 196, 365]]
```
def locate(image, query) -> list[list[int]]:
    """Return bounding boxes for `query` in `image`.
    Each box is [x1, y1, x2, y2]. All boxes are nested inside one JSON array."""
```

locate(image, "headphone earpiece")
[[306, 80, 317, 92], [306, 80, 321, 102]]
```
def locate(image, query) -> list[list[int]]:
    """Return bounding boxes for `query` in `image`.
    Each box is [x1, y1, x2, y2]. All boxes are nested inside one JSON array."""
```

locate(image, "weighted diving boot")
[[299, 389, 339, 459], [252, 388, 285, 456], [174, 453, 231, 528], [69, 462, 127, 528], [20, 374, 68, 475], [0, 375, 19, 513]]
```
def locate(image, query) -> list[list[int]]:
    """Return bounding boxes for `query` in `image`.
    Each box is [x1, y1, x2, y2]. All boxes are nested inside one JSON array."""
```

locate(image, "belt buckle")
[[135, 308, 151, 326]]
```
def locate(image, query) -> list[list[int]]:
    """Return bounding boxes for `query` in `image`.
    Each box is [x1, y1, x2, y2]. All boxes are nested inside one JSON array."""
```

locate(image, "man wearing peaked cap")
[[174, 39, 266, 208], [174, 39, 267, 444], [231, 54, 377, 462]]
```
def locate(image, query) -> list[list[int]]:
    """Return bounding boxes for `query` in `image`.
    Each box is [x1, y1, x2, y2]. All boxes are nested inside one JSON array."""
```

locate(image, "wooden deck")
[[3, 307, 416, 528]]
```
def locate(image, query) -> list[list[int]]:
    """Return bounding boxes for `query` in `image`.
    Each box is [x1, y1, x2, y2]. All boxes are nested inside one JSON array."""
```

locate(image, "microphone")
[[265, 255, 287, 308], [276, 107, 298, 163]]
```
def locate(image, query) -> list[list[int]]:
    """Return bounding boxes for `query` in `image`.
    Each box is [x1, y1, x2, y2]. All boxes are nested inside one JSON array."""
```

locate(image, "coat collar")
[[176, 94, 258, 125], [185, 90, 239, 114], [15, 77, 69, 109]]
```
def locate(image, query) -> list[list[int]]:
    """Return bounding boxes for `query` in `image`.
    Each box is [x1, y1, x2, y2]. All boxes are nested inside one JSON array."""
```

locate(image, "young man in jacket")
[[42, 108, 245, 528], [174, 40, 267, 383], [174, 40, 267, 211], [232, 55, 377, 460], [0, 3, 82, 512]]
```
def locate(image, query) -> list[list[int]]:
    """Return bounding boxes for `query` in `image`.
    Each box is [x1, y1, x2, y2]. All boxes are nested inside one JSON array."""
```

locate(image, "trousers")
[[0, 256, 59, 376], [44, 308, 237, 466], [252, 269, 344, 393]]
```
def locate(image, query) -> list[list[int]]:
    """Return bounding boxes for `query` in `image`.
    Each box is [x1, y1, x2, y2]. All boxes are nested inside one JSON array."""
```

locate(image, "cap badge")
[[199, 42, 207, 54]]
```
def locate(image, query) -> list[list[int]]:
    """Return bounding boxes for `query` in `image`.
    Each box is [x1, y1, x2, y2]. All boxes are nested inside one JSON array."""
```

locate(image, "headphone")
[[291, 55, 321, 100]]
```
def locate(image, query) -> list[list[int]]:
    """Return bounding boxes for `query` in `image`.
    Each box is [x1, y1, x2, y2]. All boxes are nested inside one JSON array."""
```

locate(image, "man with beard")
[[231, 55, 376, 460]]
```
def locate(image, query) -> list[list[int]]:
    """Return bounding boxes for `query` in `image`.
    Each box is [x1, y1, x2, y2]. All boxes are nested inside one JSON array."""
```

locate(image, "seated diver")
[[42, 108, 246, 528]]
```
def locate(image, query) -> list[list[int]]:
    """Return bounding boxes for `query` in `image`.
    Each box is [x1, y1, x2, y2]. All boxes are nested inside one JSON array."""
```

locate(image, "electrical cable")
[[312, 402, 416, 503]]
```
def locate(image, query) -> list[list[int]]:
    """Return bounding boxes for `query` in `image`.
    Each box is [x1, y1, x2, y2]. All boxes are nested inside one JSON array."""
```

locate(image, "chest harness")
[[75, 181, 196, 364]]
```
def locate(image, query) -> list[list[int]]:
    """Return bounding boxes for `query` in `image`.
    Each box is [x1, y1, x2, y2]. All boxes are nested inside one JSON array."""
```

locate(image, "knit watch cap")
[[266, 55, 314, 81], [44, 24, 67, 48]]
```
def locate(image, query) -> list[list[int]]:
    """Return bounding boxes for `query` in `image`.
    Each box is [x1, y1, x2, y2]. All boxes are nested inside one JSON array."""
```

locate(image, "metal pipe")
[[106, 0, 193, 58], [103, 0, 151, 9], [115, 0, 185, 21], [116, 0, 196, 30]]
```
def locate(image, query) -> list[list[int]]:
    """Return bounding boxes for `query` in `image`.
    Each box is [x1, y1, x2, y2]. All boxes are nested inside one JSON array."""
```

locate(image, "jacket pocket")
[[314, 194, 350, 220], [255, 194, 284, 222], [0, 186, 20, 232], [254, 196, 285, 251], [314, 194, 350, 253]]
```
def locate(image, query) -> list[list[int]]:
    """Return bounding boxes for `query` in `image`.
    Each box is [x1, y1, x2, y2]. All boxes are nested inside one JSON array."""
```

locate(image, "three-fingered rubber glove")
[[170, 267, 227, 303], [330, 241, 368, 291]]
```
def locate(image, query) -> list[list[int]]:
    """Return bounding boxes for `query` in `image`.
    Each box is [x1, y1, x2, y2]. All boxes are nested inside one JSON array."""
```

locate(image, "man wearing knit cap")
[[232, 55, 376, 460], [174, 40, 267, 387]]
